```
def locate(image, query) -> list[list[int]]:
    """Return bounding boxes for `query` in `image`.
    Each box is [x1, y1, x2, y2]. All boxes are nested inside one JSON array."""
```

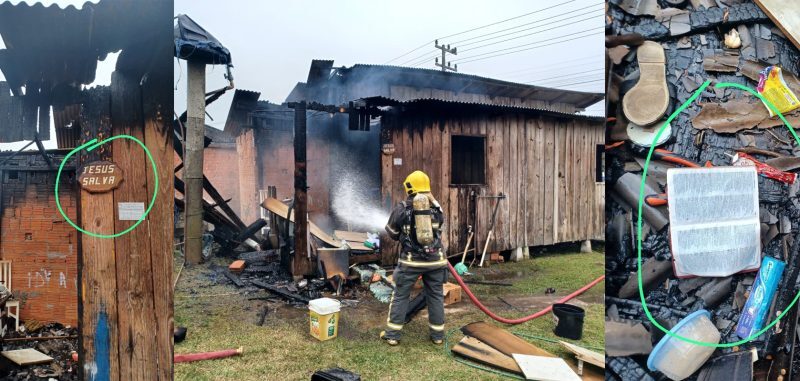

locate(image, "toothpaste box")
[[736, 256, 785, 339]]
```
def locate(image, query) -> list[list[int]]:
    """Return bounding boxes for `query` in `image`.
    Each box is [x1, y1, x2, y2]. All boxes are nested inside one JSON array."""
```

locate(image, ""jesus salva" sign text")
[[78, 161, 124, 193]]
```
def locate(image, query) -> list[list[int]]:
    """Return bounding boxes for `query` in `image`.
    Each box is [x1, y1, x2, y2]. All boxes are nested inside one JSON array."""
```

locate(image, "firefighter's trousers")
[[383, 263, 447, 341]]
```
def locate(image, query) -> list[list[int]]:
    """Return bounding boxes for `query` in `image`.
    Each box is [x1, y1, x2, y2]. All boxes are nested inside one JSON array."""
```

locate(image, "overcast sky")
[[1, 0, 606, 152], [174, 0, 606, 130]]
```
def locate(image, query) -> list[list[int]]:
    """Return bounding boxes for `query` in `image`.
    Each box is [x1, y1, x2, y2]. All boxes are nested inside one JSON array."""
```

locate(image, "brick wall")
[[255, 129, 331, 225], [174, 145, 241, 214], [0, 170, 78, 326]]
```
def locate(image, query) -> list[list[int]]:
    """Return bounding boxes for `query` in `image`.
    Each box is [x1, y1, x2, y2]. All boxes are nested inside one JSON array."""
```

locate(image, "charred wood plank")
[[203, 175, 246, 230], [222, 270, 245, 288], [250, 280, 310, 304]]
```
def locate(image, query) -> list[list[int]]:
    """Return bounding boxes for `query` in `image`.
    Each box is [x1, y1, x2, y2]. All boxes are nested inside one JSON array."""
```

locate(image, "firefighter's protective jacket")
[[384, 193, 446, 267]]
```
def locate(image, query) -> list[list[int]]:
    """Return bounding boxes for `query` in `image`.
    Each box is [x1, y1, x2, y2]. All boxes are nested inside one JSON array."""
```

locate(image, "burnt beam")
[[292, 101, 312, 276]]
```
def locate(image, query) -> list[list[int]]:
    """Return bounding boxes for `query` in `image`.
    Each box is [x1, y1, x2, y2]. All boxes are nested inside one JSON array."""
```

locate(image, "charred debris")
[[606, 0, 800, 380]]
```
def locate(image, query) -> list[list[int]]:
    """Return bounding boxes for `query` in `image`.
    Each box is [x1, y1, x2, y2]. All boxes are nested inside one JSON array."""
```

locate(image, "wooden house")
[[222, 60, 605, 262]]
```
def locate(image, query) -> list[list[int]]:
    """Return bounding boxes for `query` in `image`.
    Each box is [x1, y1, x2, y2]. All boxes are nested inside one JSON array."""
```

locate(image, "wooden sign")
[[78, 161, 123, 193]]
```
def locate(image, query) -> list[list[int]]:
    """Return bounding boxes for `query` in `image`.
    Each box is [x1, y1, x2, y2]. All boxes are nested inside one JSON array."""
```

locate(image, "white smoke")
[[331, 169, 389, 232]]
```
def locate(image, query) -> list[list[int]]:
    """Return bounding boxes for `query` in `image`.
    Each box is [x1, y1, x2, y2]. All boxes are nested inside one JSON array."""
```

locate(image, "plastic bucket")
[[309, 298, 341, 341], [647, 310, 720, 380], [552, 303, 584, 340]]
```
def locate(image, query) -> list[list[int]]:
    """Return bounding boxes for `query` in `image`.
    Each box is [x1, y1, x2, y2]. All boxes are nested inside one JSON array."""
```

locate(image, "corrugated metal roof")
[[52, 104, 80, 148], [338, 63, 604, 109], [361, 96, 605, 122]]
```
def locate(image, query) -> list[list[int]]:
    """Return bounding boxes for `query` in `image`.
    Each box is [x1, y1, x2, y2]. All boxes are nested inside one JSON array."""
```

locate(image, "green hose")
[[511, 331, 605, 352]]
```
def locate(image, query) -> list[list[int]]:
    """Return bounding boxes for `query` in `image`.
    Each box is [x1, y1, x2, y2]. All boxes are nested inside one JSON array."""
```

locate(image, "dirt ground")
[[173, 245, 605, 381]]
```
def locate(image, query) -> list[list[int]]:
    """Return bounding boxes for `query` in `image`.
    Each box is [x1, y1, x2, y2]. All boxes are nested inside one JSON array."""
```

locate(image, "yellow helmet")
[[404, 170, 431, 195]]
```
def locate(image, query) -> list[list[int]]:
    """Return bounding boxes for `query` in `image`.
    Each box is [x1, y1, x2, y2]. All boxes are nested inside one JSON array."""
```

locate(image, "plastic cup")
[[647, 310, 720, 380]]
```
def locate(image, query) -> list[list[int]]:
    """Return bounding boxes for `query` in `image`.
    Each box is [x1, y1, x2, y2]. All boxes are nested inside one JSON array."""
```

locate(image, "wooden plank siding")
[[78, 72, 173, 381], [380, 112, 604, 256]]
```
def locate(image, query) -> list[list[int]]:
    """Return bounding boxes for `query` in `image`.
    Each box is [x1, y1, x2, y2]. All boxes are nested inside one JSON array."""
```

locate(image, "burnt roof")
[[0, 0, 170, 94], [205, 125, 235, 145], [362, 96, 604, 123], [174, 14, 231, 65], [292, 60, 603, 110]]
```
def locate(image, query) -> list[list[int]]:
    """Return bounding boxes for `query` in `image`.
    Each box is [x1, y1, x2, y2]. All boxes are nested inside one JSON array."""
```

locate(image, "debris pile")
[[606, 0, 800, 379], [2, 323, 78, 381]]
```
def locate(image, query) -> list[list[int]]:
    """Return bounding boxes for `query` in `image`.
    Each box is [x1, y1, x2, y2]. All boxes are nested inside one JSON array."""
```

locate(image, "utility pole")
[[184, 60, 206, 264], [434, 39, 458, 72]]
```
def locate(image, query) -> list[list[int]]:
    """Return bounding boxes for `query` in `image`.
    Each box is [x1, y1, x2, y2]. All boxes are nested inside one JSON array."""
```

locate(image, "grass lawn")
[[173, 247, 605, 381]]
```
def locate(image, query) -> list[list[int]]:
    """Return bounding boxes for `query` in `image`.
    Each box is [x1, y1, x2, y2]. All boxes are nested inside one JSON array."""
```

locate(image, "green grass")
[[174, 250, 604, 381]]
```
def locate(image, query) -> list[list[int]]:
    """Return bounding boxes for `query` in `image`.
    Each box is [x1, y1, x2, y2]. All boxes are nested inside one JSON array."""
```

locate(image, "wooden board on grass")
[[460, 322, 604, 381], [560, 341, 605, 370], [452, 336, 523, 375]]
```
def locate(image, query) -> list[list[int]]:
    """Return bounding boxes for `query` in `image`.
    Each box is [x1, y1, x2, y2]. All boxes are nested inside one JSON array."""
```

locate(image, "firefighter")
[[380, 170, 447, 346]]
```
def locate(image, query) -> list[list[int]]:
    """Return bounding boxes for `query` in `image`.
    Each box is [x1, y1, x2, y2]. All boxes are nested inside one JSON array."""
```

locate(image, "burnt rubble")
[[1, 324, 79, 381], [606, 0, 800, 379], [210, 250, 337, 305]]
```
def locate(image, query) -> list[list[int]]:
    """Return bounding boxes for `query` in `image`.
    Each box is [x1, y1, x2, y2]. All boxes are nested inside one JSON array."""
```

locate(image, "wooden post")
[[142, 70, 175, 381], [78, 88, 120, 381], [292, 102, 311, 276], [184, 60, 206, 264]]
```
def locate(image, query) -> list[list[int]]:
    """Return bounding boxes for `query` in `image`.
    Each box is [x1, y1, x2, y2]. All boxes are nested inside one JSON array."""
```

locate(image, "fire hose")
[[446, 262, 605, 325]]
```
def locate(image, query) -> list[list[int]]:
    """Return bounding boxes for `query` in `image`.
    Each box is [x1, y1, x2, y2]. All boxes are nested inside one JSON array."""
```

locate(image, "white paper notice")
[[393, 158, 402, 166], [118, 202, 145, 221]]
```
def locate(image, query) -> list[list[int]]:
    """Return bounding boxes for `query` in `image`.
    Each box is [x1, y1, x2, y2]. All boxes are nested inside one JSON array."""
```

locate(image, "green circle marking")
[[637, 80, 800, 347], [55, 135, 159, 239]]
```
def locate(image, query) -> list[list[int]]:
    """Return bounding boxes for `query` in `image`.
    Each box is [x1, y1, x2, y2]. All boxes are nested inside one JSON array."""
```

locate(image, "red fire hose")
[[174, 347, 243, 363], [447, 263, 605, 325]]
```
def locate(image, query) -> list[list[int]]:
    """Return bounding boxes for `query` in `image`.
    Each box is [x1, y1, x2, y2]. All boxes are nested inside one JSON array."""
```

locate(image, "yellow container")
[[309, 298, 341, 341]]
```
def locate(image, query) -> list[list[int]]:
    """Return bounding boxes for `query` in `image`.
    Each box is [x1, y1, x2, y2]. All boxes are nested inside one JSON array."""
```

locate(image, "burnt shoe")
[[622, 41, 669, 126], [380, 330, 399, 346]]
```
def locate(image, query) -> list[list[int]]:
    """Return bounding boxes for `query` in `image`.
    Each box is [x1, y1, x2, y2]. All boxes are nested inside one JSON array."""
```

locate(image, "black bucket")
[[553, 303, 585, 340]]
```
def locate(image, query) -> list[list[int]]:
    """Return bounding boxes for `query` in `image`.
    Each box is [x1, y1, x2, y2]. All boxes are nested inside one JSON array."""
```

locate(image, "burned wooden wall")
[[252, 122, 332, 226], [380, 111, 605, 259], [76, 73, 173, 381]]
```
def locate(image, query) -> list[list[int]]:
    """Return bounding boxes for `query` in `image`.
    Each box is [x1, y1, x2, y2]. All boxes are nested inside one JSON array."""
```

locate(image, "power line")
[[398, 49, 439, 66], [523, 68, 604, 84], [384, 0, 574, 64], [437, 0, 575, 40], [385, 41, 435, 65], [541, 78, 605, 88], [455, 28, 603, 64], [458, 7, 603, 50], [400, 4, 600, 67], [451, 2, 601, 45], [460, 14, 600, 53], [411, 55, 437, 68], [534, 77, 604, 89], [455, 26, 602, 61], [496, 55, 600, 76], [503, 62, 604, 80]]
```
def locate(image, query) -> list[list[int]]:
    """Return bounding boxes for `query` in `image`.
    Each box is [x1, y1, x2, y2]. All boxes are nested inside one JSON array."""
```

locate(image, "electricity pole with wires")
[[434, 40, 458, 72]]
